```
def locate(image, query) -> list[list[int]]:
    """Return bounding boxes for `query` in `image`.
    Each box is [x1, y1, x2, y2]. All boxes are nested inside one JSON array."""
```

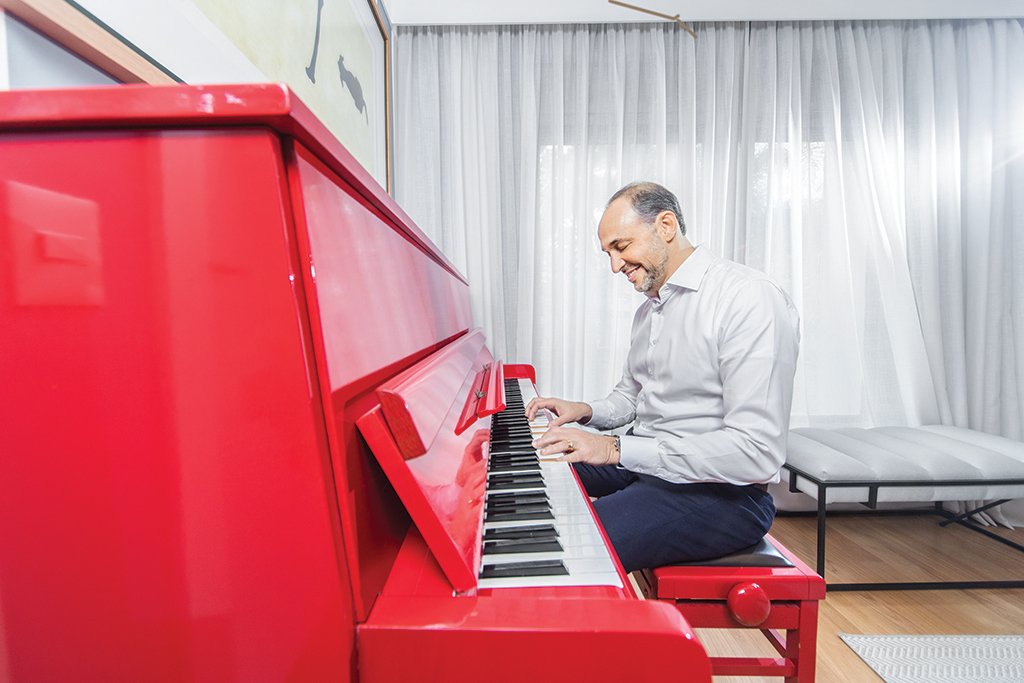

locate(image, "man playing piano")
[[527, 182, 800, 573]]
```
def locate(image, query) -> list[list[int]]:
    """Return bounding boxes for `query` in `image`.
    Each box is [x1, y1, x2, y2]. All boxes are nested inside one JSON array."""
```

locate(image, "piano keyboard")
[[477, 378, 623, 589]]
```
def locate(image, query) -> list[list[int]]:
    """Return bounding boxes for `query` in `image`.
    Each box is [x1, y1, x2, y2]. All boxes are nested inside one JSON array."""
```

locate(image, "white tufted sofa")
[[781, 425, 1024, 589]]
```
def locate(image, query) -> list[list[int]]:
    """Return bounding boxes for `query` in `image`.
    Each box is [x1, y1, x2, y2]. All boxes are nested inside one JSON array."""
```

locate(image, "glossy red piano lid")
[[0, 83, 464, 283]]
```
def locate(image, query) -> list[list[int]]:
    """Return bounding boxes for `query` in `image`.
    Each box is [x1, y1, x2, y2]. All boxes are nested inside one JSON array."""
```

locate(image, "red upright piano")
[[0, 84, 711, 682]]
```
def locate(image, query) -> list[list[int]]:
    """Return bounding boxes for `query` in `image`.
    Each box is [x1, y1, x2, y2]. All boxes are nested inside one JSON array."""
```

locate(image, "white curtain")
[[393, 20, 1024, 516]]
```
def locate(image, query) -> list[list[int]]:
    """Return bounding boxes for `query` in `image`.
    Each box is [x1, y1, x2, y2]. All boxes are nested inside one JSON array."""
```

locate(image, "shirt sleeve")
[[586, 309, 644, 430], [618, 279, 800, 484], [586, 361, 640, 430]]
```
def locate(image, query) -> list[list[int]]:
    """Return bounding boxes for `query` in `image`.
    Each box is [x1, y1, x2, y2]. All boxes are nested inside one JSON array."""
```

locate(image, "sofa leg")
[[816, 490, 827, 580]]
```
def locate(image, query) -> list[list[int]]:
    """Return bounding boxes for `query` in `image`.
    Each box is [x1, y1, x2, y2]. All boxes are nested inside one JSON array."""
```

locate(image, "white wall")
[[1, 11, 118, 89], [74, 0, 265, 83]]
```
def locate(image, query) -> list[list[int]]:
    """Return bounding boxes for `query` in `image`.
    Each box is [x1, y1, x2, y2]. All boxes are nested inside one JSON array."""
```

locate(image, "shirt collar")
[[654, 245, 713, 301]]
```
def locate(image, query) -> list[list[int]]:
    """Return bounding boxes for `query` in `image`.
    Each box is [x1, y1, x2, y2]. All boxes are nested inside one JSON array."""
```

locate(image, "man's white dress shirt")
[[587, 245, 800, 485]]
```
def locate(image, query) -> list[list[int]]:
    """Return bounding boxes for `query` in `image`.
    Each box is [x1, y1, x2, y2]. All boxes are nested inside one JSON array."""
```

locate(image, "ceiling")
[[382, 0, 1024, 25]]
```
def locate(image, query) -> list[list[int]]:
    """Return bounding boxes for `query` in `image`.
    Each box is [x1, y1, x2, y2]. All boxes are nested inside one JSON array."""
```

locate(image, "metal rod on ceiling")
[[607, 0, 697, 39]]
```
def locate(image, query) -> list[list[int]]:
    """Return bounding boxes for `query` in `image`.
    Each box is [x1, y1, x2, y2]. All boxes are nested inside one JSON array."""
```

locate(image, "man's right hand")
[[525, 397, 593, 427]]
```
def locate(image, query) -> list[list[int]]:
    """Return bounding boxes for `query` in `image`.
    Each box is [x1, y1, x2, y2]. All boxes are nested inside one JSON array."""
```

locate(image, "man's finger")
[[524, 398, 538, 419], [538, 439, 574, 457], [525, 397, 550, 420], [532, 432, 560, 448], [549, 415, 571, 427], [532, 426, 567, 448]]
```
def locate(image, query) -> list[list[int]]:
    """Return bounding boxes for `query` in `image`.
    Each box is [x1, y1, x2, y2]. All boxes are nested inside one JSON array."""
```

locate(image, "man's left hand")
[[532, 427, 620, 466]]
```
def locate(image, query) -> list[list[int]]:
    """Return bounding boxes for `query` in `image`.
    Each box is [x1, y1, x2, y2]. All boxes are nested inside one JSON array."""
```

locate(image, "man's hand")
[[525, 396, 593, 427], [532, 426, 620, 466]]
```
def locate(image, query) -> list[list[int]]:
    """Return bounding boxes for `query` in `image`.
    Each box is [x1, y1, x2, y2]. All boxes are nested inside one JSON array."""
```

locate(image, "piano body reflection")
[[0, 85, 710, 682]]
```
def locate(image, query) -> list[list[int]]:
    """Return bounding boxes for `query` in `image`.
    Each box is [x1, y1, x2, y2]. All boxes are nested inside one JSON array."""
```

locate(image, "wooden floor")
[[682, 514, 1024, 682]]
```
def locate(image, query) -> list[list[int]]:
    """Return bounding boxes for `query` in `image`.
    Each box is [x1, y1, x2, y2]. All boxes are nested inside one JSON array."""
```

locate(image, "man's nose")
[[610, 254, 624, 272]]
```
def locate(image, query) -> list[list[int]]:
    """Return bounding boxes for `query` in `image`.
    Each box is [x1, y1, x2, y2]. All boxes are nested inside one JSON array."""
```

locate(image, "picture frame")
[[365, 0, 392, 192], [3, 0, 394, 193], [185, 0, 394, 192]]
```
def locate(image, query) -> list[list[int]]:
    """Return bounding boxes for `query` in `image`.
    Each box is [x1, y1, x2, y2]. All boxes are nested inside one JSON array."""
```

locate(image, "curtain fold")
[[394, 20, 1024, 516]]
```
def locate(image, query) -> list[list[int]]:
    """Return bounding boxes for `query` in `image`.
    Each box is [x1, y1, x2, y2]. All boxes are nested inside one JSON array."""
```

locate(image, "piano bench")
[[636, 534, 825, 683]]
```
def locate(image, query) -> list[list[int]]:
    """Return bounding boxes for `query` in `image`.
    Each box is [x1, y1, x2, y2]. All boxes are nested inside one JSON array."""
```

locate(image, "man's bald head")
[[606, 182, 686, 236]]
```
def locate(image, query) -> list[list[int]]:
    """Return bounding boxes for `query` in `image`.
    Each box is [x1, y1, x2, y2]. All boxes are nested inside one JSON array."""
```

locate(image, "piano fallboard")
[[357, 339, 626, 594]]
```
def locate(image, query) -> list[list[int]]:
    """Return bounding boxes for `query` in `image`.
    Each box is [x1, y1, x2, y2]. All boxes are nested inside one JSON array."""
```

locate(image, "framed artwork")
[[188, 0, 392, 191], [2, 0, 392, 190]]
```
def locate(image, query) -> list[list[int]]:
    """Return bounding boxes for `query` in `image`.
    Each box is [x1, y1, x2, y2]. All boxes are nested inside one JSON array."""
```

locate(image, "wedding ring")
[[567, 440, 575, 452]]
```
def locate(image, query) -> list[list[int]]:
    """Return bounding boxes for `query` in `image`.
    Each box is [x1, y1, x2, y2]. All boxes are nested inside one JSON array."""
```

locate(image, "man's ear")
[[657, 210, 678, 242]]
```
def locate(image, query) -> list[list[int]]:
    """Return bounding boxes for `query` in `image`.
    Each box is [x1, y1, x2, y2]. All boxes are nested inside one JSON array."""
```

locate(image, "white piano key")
[[478, 378, 622, 589]]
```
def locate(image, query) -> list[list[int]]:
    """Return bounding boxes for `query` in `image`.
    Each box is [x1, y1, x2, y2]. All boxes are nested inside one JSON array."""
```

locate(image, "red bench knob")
[[727, 582, 771, 627]]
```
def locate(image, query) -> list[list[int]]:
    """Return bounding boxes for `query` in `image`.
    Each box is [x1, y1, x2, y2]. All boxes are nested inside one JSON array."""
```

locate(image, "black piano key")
[[489, 456, 539, 464], [488, 463, 540, 474], [486, 492, 548, 505], [490, 453, 538, 461], [489, 432, 536, 444], [491, 448, 538, 456], [486, 503, 550, 515], [482, 524, 558, 541], [486, 490, 547, 499], [490, 437, 534, 445], [489, 456, 540, 465], [489, 464, 544, 475], [489, 465, 538, 473], [490, 441, 533, 449], [485, 501, 551, 514], [489, 453, 539, 463], [489, 448, 538, 456], [483, 538, 564, 555], [488, 479, 545, 491], [488, 462, 539, 471], [486, 492, 549, 505], [488, 470, 542, 480], [487, 473, 544, 485], [487, 478, 545, 489], [480, 560, 569, 579], [489, 465, 539, 474], [484, 509, 554, 523], [489, 453, 538, 462]]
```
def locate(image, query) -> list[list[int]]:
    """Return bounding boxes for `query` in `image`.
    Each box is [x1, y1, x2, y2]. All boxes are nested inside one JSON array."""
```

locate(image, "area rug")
[[840, 634, 1024, 683]]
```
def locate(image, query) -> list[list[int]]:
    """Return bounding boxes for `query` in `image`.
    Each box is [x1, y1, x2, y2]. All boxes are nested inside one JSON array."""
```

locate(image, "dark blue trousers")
[[573, 463, 776, 573]]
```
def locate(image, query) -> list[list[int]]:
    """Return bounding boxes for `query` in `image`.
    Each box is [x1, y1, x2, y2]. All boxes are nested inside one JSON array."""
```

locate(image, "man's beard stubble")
[[637, 240, 669, 296]]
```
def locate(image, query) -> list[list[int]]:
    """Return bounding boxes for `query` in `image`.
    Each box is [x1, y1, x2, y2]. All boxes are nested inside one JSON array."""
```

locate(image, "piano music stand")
[[636, 534, 825, 682]]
